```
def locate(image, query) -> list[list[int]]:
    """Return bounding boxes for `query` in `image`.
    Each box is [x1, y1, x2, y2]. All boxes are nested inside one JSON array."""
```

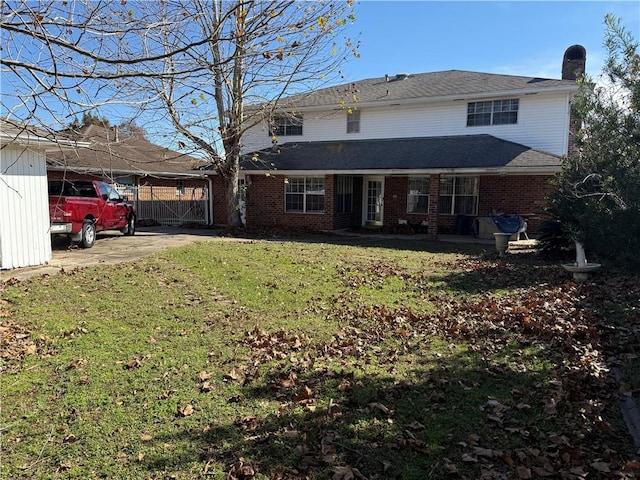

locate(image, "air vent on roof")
[[385, 73, 410, 82]]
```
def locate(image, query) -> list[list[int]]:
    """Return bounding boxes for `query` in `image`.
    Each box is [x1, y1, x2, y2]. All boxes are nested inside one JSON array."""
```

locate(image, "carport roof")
[[240, 135, 562, 174]]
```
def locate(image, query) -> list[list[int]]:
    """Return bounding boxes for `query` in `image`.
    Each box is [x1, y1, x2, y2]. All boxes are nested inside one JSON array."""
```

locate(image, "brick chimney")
[[563, 45, 586, 157], [562, 45, 586, 80]]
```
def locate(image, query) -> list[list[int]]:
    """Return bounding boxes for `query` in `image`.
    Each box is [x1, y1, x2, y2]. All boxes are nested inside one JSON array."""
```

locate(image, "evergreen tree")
[[551, 14, 640, 271]]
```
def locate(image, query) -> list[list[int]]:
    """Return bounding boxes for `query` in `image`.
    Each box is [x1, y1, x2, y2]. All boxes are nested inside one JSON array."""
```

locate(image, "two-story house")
[[218, 45, 586, 237]]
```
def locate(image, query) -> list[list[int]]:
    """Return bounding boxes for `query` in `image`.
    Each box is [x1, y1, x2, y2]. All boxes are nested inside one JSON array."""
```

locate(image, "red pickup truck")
[[48, 180, 136, 248]]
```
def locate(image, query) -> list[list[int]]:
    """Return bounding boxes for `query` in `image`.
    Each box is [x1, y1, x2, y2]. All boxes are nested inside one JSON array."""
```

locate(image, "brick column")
[[427, 174, 440, 239]]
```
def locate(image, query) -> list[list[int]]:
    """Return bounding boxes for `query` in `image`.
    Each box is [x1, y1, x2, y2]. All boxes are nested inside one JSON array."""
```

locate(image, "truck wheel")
[[123, 215, 136, 236], [80, 221, 96, 248]]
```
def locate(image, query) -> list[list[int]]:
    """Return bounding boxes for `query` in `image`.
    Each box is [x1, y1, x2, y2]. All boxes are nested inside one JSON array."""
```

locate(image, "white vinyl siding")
[[0, 144, 52, 269], [242, 92, 571, 156]]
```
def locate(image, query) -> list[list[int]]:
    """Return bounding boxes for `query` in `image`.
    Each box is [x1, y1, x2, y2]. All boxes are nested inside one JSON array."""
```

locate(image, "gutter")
[[242, 166, 562, 176], [46, 164, 208, 179], [1, 133, 89, 149]]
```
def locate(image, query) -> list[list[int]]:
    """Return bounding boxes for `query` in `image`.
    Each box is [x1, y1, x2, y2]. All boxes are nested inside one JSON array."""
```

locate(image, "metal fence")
[[115, 185, 210, 226]]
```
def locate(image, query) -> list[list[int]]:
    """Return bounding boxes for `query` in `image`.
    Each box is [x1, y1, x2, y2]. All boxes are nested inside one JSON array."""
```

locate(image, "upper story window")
[[285, 176, 324, 213], [467, 99, 519, 126], [270, 114, 303, 136], [346, 109, 360, 134], [407, 176, 430, 214]]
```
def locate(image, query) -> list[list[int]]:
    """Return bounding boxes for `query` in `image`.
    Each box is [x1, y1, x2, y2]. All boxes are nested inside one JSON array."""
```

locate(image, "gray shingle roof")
[[241, 135, 561, 172], [46, 124, 207, 176], [276, 70, 578, 109]]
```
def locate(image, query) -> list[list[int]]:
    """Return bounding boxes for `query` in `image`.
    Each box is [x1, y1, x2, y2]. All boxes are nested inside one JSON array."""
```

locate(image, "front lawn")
[[2, 235, 639, 479]]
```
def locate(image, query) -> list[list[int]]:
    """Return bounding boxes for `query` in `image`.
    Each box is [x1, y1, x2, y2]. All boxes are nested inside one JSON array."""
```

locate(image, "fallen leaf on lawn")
[[331, 465, 366, 480], [294, 385, 313, 401], [368, 402, 393, 415], [126, 357, 142, 370], [228, 457, 255, 478], [461, 453, 477, 463], [473, 446, 497, 457], [444, 462, 458, 474], [591, 461, 610, 473], [407, 420, 425, 430], [177, 403, 194, 417], [23, 343, 36, 355], [224, 368, 245, 382], [140, 434, 153, 441], [516, 466, 532, 479], [626, 460, 640, 472], [198, 371, 212, 381], [200, 381, 214, 392]]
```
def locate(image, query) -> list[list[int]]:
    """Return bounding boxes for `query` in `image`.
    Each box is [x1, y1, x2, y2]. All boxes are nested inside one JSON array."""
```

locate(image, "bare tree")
[[126, 0, 358, 227], [1, 0, 359, 227]]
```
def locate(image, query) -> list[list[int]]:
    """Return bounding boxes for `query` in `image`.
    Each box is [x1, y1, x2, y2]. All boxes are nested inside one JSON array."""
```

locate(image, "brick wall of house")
[[47, 170, 102, 181], [210, 175, 228, 226], [381, 174, 556, 236], [478, 174, 556, 233]]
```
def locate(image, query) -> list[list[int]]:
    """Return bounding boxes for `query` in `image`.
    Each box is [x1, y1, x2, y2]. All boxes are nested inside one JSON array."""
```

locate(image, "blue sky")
[[341, 1, 640, 82]]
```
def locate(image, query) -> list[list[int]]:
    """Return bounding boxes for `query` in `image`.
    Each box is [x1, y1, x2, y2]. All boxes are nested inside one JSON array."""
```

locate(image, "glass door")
[[364, 177, 384, 226]]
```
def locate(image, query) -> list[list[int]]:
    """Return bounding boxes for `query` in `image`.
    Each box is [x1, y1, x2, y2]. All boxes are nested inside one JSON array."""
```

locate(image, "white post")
[[575, 241, 587, 267]]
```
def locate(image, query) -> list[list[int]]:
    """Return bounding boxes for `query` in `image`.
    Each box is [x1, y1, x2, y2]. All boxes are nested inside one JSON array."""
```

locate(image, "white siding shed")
[[0, 126, 58, 271]]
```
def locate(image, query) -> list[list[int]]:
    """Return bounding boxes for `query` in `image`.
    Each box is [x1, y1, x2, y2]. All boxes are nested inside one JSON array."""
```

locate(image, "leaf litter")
[[3, 252, 640, 479]]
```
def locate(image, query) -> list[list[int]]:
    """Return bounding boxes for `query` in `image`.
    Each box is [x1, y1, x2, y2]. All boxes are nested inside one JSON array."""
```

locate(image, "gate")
[[115, 185, 210, 226]]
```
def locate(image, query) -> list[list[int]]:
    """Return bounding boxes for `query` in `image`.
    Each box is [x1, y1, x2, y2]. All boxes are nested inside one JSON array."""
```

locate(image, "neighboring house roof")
[[270, 70, 579, 111], [241, 135, 562, 175], [46, 124, 207, 178]]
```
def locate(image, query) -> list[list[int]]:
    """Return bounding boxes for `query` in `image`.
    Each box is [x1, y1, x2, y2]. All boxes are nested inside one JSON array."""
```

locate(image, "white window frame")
[[346, 109, 360, 134], [270, 114, 303, 136], [407, 176, 430, 214], [285, 176, 325, 213], [438, 176, 479, 215], [467, 99, 519, 126]]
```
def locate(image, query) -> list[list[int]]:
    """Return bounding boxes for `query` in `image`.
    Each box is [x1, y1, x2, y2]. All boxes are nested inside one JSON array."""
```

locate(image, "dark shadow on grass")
[[226, 230, 493, 255], [429, 256, 570, 294], [140, 344, 632, 480]]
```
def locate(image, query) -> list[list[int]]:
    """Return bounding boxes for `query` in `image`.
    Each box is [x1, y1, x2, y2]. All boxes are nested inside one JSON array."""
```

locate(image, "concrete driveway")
[[1, 227, 222, 283]]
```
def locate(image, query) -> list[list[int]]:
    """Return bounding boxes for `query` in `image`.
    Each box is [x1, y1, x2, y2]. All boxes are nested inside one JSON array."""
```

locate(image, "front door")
[[363, 177, 384, 226]]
